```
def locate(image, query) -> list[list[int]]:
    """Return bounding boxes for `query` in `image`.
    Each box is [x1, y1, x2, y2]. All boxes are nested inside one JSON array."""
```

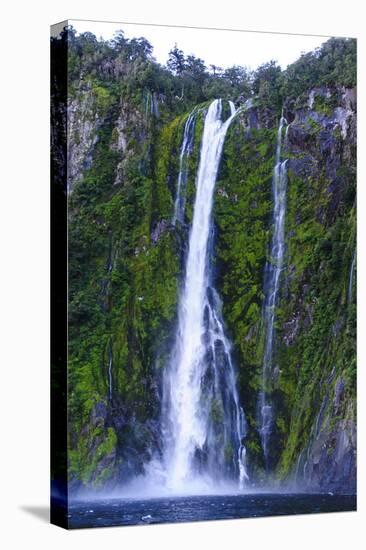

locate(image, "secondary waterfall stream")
[[162, 99, 249, 492], [172, 109, 197, 225], [258, 115, 288, 469], [108, 346, 113, 401]]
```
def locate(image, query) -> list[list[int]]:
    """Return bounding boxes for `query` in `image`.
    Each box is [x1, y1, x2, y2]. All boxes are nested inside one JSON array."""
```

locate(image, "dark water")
[[67, 493, 356, 529]]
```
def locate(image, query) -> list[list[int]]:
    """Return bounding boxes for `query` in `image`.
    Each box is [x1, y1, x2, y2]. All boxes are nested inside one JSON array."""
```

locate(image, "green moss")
[[92, 85, 112, 114], [214, 122, 276, 428], [69, 425, 117, 488], [313, 94, 337, 117], [273, 121, 356, 479]]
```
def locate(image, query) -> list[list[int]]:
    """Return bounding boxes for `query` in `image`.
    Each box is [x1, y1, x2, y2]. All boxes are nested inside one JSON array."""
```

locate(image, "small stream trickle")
[[258, 114, 288, 469]]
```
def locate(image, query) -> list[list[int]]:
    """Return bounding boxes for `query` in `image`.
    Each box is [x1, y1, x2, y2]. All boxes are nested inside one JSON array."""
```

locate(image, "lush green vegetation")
[[57, 26, 356, 490], [66, 26, 356, 113], [214, 123, 276, 474]]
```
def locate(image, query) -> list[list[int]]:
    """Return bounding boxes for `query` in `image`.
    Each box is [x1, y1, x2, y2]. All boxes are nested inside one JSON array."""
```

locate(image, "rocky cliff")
[[213, 85, 356, 492], [60, 29, 356, 494]]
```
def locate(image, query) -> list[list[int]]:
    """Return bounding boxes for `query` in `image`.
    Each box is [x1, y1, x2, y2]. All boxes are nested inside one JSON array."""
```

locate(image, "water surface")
[[68, 493, 356, 529]]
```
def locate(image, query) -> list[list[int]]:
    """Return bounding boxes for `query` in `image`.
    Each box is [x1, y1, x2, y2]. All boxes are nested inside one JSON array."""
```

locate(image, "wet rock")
[[333, 378, 345, 413], [217, 188, 229, 198], [288, 155, 318, 179], [67, 85, 104, 191], [283, 312, 301, 346], [332, 317, 344, 336], [296, 400, 356, 494], [92, 401, 108, 423], [151, 219, 171, 244], [112, 102, 145, 186], [246, 107, 259, 130]]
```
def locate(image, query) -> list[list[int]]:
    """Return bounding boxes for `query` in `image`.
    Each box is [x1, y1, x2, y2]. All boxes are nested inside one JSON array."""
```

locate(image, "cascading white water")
[[145, 91, 159, 118], [172, 109, 197, 225], [108, 347, 113, 401], [258, 115, 288, 468], [145, 91, 150, 119], [162, 99, 249, 491]]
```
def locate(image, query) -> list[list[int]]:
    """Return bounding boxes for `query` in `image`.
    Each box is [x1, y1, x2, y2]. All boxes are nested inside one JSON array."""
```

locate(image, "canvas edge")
[[50, 20, 69, 530]]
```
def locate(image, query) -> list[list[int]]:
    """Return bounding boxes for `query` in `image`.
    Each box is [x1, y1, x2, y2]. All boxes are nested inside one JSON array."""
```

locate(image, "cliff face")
[[213, 85, 356, 492], [65, 35, 356, 494], [67, 81, 186, 489], [280, 86, 356, 493]]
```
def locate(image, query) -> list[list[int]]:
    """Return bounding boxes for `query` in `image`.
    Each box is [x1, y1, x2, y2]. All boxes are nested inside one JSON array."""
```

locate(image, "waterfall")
[[144, 91, 159, 118], [258, 115, 288, 469], [145, 91, 151, 119], [108, 346, 113, 401], [162, 99, 249, 491], [151, 92, 160, 118], [348, 250, 356, 304], [172, 109, 197, 225]]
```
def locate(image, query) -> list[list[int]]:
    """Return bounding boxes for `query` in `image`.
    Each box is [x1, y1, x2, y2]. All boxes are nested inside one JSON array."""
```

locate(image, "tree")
[[209, 64, 223, 77], [110, 30, 128, 53], [128, 37, 153, 61], [222, 65, 251, 96], [252, 61, 281, 94], [78, 32, 99, 56], [167, 44, 186, 75], [282, 38, 356, 99], [252, 61, 283, 108], [185, 55, 207, 84]]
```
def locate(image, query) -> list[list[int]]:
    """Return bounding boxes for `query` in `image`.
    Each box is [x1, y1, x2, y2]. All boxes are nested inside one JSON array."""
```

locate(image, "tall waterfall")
[[258, 115, 288, 469], [172, 109, 197, 225], [162, 99, 249, 492]]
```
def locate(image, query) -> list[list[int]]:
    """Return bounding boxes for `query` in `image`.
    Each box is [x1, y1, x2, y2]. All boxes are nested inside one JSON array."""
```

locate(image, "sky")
[[70, 19, 330, 71]]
